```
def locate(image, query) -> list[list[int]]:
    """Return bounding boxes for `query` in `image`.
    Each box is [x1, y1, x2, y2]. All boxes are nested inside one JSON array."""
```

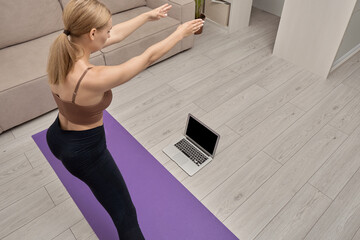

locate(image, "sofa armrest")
[[146, 0, 195, 23]]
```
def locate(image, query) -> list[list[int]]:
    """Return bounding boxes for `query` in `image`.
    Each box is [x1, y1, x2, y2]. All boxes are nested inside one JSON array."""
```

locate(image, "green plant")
[[194, 0, 204, 19]]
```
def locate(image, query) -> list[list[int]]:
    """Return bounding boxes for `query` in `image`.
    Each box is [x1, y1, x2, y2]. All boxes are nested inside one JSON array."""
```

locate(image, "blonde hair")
[[47, 0, 111, 85]]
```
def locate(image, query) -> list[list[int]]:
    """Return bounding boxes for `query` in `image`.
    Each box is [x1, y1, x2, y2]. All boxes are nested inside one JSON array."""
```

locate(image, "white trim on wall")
[[331, 42, 360, 72]]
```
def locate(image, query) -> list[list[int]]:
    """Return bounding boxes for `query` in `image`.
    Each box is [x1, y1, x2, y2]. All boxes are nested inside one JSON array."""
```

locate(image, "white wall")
[[273, 0, 357, 78], [252, 0, 285, 17], [334, 0, 360, 62]]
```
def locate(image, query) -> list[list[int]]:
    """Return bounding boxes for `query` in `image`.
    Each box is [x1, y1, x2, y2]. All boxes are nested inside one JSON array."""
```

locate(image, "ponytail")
[[47, 33, 84, 85], [46, 0, 111, 85]]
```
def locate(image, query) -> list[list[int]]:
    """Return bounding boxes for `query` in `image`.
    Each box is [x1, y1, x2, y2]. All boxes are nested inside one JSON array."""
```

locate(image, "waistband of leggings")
[[51, 114, 105, 138]]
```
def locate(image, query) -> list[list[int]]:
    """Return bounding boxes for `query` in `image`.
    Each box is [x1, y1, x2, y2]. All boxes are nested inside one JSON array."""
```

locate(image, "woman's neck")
[[69, 37, 91, 66]]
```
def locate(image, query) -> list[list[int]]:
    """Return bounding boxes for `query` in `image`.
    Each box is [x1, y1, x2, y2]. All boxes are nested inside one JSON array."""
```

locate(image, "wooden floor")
[[1, 8, 360, 240]]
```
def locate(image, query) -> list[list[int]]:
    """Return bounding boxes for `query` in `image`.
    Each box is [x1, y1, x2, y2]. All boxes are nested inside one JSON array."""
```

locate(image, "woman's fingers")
[[194, 19, 204, 29], [160, 3, 172, 13], [158, 3, 172, 17], [190, 19, 204, 26], [177, 19, 205, 36], [191, 23, 204, 33], [195, 19, 204, 24], [162, 4, 172, 11]]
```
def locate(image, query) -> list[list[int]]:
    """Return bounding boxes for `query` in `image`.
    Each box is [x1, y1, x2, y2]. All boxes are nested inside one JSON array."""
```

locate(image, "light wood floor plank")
[[121, 67, 239, 134], [203, 19, 278, 60], [2, 198, 83, 240], [201, 152, 281, 222], [304, 168, 360, 240], [0, 188, 54, 239], [25, 141, 51, 168], [181, 103, 304, 201], [289, 77, 343, 112], [70, 218, 95, 240], [52, 229, 76, 240], [352, 227, 360, 240], [226, 70, 317, 137], [0, 135, 36, 164], [201, 84, 268, 130], [174, 67, 241, 111], [329, 93, 360, 135], [120, 92, 195, 135], [0, 154, 32, 186], [85, 233, 99, 240], [133, 103, 206, 149], [194, 56, 286, 112], [193, 8, 279, 57], [147, 47, 212, 76], [343, 66, 360, 91], [256, 62, 303, 92], [110, 84, 178, 121], [227, 45, 273, 75], [0, 163, 57, 211], [224, 125, 347, 240], [254, 183, 332, 240], [291, 57, 360, 111], [309, 124, 360, 199], [168, 31, 277, 92], [0, 131, 14, 147], [264, 83, 357, 164], [167, 58, 235, 93], [45, 179, 71, 206], [192, 19, 253, 55]]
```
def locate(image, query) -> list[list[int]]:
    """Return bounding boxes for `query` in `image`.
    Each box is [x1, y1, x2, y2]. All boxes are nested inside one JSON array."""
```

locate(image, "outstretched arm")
[[103, 4, 172, 48], [88, 19, 204, 93]]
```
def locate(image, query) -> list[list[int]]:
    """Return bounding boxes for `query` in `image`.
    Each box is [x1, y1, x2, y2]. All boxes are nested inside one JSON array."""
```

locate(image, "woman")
[[45, 0, 204, 239]]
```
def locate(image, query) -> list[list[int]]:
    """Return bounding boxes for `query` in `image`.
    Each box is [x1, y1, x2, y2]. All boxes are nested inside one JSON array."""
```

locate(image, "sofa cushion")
[[60, 0, 146, 14], [0, 0, 63, 49], [0, 75, 57, 132], [0, 31, 102, 92], [102, 6, 180, 53]]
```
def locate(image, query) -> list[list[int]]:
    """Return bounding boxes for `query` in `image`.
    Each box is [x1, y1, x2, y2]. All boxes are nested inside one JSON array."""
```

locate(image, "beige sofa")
[[0, 0, 195, 134]]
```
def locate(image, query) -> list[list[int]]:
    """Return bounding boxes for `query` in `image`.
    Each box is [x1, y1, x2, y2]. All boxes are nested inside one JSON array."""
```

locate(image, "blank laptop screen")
[[185, 116, 218, 156]]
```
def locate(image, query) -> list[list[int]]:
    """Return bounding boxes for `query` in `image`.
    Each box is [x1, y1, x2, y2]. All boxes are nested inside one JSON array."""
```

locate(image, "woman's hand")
[[147, 3, 172, 21], [176, 19, 204, 38]]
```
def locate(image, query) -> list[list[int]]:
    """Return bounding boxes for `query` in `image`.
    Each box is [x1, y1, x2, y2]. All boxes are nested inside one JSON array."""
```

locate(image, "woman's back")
[[50, 63, 112, 130]]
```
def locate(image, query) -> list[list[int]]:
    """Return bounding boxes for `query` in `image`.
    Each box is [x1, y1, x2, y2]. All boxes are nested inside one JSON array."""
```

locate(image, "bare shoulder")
[[84, 65, 115, 93], [83, 54, 149, 93], [84, 64, 134, 93]]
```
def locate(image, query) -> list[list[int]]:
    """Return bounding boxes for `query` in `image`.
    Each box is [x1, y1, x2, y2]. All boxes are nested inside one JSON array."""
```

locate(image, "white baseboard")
[[331, 43, 360, 72]]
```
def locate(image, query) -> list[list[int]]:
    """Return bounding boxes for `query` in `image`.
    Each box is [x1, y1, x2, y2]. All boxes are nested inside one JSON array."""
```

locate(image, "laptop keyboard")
[[174, 139, 208, 166]]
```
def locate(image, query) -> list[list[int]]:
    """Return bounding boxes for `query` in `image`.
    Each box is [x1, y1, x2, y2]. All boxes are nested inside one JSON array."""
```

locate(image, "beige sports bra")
[[51, 67, 112, 125]]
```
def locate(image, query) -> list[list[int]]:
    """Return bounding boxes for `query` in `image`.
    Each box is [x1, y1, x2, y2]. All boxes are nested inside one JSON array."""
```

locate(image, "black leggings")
[[46, 115, 145, 240]]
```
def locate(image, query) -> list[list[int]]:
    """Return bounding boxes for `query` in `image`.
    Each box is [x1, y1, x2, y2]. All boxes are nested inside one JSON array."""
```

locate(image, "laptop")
[[163, 113, 220, 176]]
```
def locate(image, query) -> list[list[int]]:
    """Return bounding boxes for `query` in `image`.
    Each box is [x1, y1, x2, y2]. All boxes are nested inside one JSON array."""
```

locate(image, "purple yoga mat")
[[32, 110, 239, 240]]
